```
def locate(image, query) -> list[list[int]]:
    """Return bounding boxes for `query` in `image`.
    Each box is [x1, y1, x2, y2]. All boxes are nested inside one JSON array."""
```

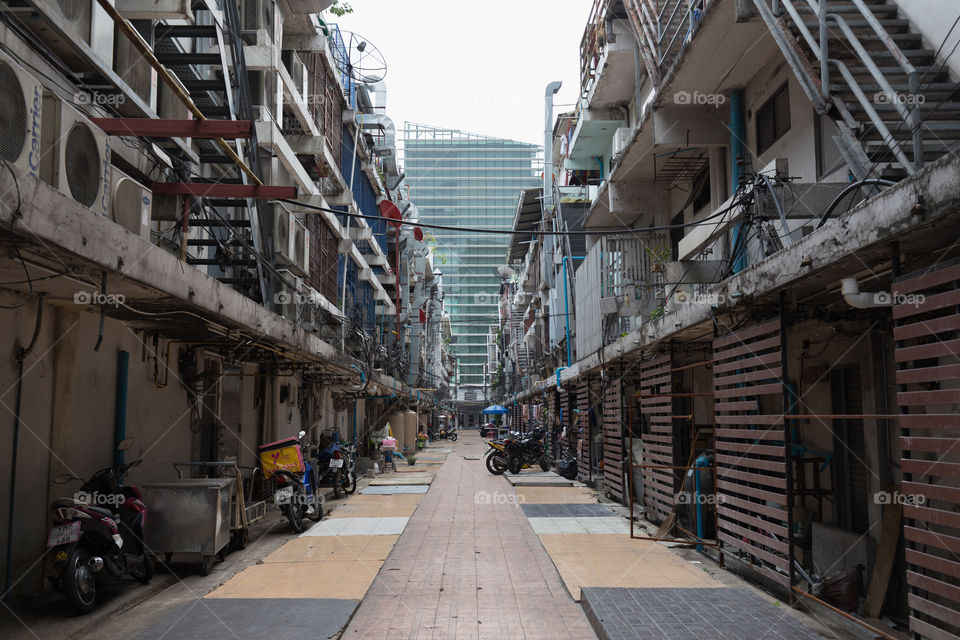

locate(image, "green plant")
[[406, 456, 417, 466], [329, 1, 353, 16]]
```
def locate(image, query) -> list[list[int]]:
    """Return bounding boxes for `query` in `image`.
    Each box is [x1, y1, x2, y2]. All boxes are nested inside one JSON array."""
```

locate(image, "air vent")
[[0, 62, 26, 164], [0, 53, 42, 178], [64, 122, 102, 207]]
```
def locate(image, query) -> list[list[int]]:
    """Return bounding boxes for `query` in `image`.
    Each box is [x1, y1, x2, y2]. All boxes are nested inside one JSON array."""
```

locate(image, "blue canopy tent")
[[481, 404, 509, 415]]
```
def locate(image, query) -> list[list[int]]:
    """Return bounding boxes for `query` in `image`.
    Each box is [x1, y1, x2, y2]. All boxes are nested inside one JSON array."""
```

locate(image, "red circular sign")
[[379, 200, 402, 228], [413, 227, 424, 242]]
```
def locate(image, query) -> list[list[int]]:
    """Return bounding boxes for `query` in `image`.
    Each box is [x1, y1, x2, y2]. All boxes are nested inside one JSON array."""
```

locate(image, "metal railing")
[[622, 0, 712, 86], [757, 0, 924, 172]]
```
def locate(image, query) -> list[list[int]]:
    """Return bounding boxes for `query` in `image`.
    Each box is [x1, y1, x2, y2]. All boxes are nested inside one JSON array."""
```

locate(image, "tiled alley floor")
[[132, 446, 448, 640], [129, 433, 830, 640], [340, 431, 598, 640]]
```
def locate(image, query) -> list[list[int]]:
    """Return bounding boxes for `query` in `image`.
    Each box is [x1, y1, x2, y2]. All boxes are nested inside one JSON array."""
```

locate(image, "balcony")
[[580, 0, 642, 111]]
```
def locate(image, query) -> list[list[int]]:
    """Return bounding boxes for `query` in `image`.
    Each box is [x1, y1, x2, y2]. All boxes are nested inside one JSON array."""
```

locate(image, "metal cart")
[[143, 461, 266, 575]]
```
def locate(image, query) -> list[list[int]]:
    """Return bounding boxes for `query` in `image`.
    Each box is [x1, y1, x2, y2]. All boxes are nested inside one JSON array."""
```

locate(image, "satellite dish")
[[331, 30, 387, 84], [497, 265, 516, 279]]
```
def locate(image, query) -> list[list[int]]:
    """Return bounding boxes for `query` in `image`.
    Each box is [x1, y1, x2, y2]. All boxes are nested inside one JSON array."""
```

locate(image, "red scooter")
[[48, 438, 152, 614]]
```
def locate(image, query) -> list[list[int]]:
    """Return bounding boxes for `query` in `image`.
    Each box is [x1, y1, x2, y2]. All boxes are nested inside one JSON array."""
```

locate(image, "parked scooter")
[[259, 431, 323, 533], [504, 429, 550, 474], [312, 436, 357, 499], [440, 426, 458, 441], [48, 438, 153, 614]]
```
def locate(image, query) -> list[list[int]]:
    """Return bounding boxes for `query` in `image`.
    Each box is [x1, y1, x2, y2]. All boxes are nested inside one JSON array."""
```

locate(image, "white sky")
[[332, 1, 591, 146]]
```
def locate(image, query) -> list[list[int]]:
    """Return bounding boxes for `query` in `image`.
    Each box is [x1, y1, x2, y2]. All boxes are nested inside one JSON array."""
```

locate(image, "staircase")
[[754, 0, 960, 180], [152, 0, 270, 302]]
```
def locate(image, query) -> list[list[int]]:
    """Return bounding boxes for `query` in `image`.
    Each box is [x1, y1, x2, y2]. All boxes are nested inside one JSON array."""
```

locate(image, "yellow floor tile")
[[537, 534, 721, 600], [514, 487, 598, 504]]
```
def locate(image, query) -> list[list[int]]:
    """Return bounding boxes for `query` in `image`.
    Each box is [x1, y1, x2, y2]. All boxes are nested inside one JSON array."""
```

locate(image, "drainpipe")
[[114, 351, 129, 467], [544, 81, 563, 213], [5, 298, 42, 601], [693, 453, 710, 552], [729, 89, 748, 273], [555, 366, 567, 391], [840, 278, 889, 308]]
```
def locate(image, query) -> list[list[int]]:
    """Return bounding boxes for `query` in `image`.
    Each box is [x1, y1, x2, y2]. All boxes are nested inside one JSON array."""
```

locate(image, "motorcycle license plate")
[[274, 486, 294, 504], [329, 458, 343, 469], [47, 521, 80, 548]]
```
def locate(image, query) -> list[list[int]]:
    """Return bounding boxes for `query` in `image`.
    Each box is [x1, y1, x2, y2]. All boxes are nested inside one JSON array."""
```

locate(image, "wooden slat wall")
[[577, 378, 591, 482], [603, 370, 625, 501], [639, 354, 674, 524], [713, 318, 790, 587], [561, 389, 574, 454], [894, 263, 960, 640]]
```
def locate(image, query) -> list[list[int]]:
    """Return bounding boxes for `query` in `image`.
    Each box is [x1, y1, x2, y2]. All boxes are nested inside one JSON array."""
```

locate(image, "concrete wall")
[[896, 0, 960, 79]]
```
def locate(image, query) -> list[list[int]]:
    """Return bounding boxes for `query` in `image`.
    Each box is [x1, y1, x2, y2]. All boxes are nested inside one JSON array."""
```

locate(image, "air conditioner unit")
[[282, 50, 307, 102], [0, 52, 43, 180], [109, 168, 152, 241], [274, 202, 293, 264], [276, 268, 301, 321], [40, 93, 110, 216], [241, 0, 274, 34], [612, 126, 632, 158], [288, 214, 311, 277]]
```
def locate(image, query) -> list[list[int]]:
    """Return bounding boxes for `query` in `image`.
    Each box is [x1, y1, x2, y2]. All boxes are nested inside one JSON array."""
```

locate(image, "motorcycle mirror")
[[117, 437, 134, 451], [53, 473, 76, 484]]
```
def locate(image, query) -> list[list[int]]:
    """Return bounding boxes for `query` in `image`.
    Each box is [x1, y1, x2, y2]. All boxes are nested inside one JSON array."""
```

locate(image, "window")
[[756, 84, 791, 154]]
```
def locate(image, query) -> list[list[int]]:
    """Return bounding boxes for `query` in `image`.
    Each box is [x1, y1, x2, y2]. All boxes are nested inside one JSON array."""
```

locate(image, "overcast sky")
[[332, 1, 591, 146]]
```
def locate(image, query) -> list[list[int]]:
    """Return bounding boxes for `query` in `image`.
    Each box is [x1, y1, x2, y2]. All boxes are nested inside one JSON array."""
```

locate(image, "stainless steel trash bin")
[[143, 477, 234, 575]]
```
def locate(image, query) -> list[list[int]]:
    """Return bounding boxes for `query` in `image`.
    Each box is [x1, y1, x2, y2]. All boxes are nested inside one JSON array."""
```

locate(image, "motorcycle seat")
[[51, 498, 115, 518]]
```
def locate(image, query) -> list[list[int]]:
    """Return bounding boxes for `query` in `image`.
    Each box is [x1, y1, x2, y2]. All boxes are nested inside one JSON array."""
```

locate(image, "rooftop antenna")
[[332, 30, 387, 84]]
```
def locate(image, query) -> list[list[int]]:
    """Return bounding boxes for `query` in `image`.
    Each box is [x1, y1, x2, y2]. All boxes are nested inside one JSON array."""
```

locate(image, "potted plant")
[[406, 455, 417, 466]]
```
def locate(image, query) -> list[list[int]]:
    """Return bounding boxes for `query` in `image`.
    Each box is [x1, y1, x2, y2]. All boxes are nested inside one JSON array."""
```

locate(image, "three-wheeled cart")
[[143, 461, 265, 575]]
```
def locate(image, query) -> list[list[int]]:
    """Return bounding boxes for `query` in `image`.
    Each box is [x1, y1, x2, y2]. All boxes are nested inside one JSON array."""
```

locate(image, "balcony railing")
[[623, 0, 712, 87]]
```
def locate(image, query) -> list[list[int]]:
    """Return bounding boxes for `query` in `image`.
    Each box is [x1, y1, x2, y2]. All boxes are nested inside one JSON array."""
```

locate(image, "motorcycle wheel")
[[128, 553, 153, 584], [62, 547, 97, 614], [344, 470, 357, 495], [333, 469, 345, 499], [450, 432, 458, 441], [282, 503, 305, 533], [486, 453, 507, 475], [307, 494, 323, 522], [507, 455, 523, 475], [539, 457, 550, 472]]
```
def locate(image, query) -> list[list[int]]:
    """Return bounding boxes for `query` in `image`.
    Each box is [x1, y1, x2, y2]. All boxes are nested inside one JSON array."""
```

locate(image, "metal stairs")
[[754, 0, 960, 180], [153, 0, 270, 303]]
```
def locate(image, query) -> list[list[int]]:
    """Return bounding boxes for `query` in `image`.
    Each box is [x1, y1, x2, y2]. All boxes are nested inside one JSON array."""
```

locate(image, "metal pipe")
[[729, 89, 747, 274], [819, 0, 829, 97], [114, 351, 129, 468], [543, 81, 563, 213]]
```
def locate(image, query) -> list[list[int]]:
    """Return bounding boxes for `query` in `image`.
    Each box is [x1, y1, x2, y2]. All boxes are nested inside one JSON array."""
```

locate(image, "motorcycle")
[[504, 429, 550, 475], [48, 438, 153, 614], [441, 426, 458, 441], [484, 438, 509, 475], [259, 431, 323, 533], [314, 437, 357, 499]]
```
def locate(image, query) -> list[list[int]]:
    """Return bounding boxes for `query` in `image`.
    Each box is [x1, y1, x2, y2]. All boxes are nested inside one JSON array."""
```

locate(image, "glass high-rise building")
[[402, 123, 542, 397]]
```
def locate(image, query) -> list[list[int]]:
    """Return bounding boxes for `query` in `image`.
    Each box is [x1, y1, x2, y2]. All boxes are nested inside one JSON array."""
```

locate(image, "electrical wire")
[[279, 194, 749, 237]]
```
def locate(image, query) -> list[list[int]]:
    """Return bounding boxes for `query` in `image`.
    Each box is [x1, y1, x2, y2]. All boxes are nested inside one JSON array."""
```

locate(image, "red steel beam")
[[150, 183, 297, 199], [91, 118, 252, 139]]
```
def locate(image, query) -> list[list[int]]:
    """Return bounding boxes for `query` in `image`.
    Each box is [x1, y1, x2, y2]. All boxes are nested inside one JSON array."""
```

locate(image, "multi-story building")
[[496, 1, 960, 637], [402, 123, 542, 421], [0, 0, 448, 597]]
